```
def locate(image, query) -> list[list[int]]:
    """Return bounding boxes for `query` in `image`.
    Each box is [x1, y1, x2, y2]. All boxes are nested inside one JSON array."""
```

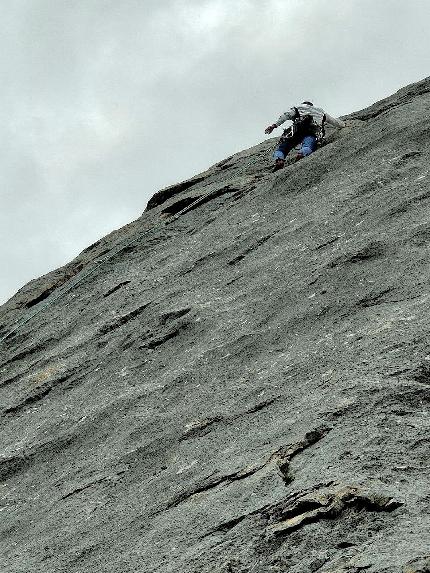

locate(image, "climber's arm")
[[325, 113, 346, 128], [265, 109, 297, 134]]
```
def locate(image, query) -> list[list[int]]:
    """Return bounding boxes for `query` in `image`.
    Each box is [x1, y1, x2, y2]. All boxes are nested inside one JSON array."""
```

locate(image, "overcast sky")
[[1, 0, 429, 305]]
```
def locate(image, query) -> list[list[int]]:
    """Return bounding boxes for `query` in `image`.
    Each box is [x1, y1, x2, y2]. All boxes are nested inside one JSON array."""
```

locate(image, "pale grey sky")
[[1, 0, 429, 304]]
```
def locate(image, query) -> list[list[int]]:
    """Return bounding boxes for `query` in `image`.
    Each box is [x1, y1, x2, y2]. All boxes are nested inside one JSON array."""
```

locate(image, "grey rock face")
[[1, 77, 430, 573]]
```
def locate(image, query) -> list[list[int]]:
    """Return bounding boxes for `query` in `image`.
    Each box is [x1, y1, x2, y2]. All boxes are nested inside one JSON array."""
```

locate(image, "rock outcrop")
[[1, 77, 430, 573]]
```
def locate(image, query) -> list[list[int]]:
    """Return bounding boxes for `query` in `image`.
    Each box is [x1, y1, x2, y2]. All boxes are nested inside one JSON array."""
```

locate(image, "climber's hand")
[[265, 124, 277, 134]]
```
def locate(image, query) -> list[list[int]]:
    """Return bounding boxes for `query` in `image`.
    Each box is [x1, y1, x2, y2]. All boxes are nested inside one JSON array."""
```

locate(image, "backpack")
[[285, 107, 326, 144]]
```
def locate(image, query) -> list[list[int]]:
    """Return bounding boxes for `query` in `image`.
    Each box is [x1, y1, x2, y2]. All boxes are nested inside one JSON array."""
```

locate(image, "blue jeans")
[[274, 135, 317, 160]]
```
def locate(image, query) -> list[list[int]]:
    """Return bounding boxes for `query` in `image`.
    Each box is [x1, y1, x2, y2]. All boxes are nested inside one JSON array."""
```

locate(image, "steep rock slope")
[[1, 78, 430, 573]]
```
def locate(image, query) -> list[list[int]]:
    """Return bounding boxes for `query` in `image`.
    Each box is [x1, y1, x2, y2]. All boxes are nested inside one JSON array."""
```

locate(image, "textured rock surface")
[[1, 77, 430, 573]]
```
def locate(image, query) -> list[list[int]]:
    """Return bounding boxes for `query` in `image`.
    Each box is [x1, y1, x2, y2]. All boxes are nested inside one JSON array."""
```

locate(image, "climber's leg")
[[300, 135, 318, 157]]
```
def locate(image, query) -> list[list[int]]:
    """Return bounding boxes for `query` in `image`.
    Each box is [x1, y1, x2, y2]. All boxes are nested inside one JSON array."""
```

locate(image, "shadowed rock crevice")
[[179, 416, 223, 441], [275, 427, 332, 484], [146, 176, 206, 210], [103, 281, 131, 298], [141, 324, 185, 349], [25, 286, 61, 308], [411, 363, 430, 385], [407, 223, 430, 246], [355, 288, 394, 308], [164, 185, 240, 218], [328, 240, 387, 268], [2, 362, 92, 416], [164, 465, 265, 511], [0, 372, 21, 389], [315, 236, 341, 250], [0, 433, 78, 483], [161, 195, 203, 215], [115, 308, 195, 351], [1, 337, 57, 367], [388, 186, 430, 217], [265, 484, 402, 537], [99, 302, 152, 335], [60, 469, 127, 501], [4, 381, 60, 415], [165, 428, 332, 513], [403, 555, 430, 573], [228, 234, 274, 265], [159, 307, 191, 324], [24, 263, 86, 308], [392, 150, 422, 166], [241, 396, 280, 415], [215, 156, 235, 171]]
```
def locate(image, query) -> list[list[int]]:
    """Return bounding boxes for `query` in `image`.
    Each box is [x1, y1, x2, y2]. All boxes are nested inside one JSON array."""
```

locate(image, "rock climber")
[[264, 101, 346, 171]]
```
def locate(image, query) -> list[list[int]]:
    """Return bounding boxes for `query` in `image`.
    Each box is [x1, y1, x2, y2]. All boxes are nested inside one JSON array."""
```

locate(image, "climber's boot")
[[272, 158, 285, 172]]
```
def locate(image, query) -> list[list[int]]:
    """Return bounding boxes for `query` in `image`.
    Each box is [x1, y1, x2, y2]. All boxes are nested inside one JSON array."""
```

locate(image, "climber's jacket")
[[273, 103, 346, 130]]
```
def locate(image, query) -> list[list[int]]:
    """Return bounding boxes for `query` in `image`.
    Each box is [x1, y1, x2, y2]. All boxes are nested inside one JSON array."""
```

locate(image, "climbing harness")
[[0, 186, 232, 347], [277, 107, 326, 148]]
